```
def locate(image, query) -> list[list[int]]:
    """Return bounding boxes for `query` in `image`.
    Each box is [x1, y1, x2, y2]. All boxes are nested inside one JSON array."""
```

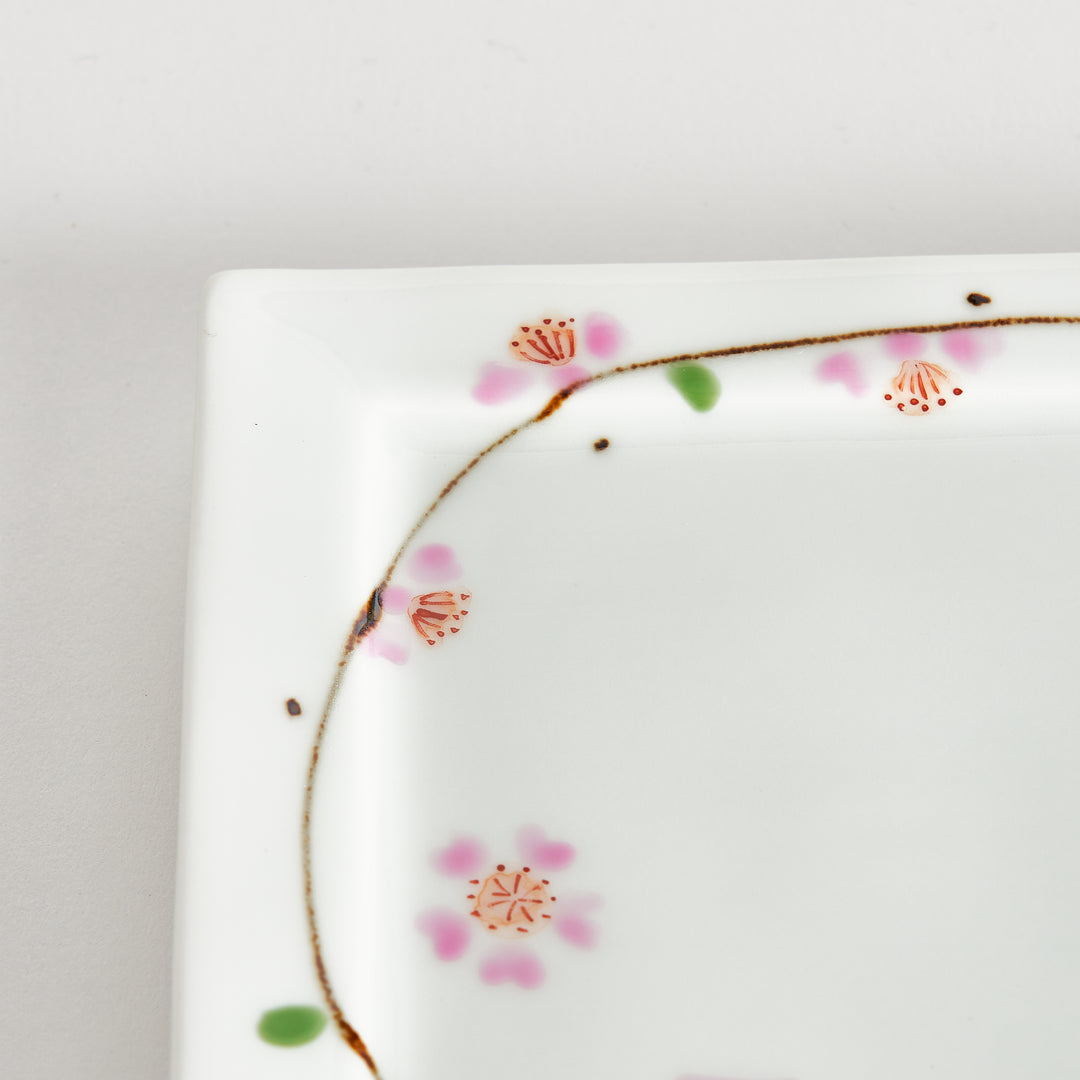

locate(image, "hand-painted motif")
[[473, 312, 624, 404], [291, 307, 1080, 1077], [816, 327, 995, 414], [360, 543, 470, 664], [417, 825, 600, 989]]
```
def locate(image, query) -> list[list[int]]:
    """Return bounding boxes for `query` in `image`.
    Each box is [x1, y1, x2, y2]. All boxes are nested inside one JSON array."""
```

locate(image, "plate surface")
[[176, 258, 1080, 1080]]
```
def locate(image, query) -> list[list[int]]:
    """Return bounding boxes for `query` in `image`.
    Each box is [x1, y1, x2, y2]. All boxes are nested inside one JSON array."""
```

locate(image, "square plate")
[[176, 257, 1080, 1080]]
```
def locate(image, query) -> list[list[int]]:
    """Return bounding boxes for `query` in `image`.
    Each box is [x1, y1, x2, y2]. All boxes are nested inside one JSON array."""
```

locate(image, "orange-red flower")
[[509, 317, 577, 366], [884, 359, 963, 414]]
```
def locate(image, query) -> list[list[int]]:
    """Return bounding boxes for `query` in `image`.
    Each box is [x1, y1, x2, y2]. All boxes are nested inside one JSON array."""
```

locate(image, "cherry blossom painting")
[[266, 297, 1080, 1079], [417, 826, 600, 989]]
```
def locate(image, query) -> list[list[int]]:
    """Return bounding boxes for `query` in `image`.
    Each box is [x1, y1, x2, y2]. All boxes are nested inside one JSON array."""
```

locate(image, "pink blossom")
[[418, 825, 601, 989]]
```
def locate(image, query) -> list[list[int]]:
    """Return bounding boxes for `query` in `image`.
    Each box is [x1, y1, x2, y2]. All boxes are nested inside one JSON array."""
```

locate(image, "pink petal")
[[473, 361, 532, 405], [381, 585, 411, 614], [583, 312, 623, 360], [479, 947, 545, 989], [408, 544, 461, 583], [417, 908, 472, 962], [547, 363, 590, 390], [883, 331, 926, 359], [940, 329, 985, 369], [432, 836, 487, 877], [553, 892, 603, 949], [554, 912, 598, 949], [816, 351, 866, 396], [517, 825, 575, 871], [359, 631, 409, 665]]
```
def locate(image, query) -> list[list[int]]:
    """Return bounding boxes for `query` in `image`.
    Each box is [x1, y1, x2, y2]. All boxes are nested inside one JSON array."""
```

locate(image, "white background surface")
[[5, 1, 1080, 1077]]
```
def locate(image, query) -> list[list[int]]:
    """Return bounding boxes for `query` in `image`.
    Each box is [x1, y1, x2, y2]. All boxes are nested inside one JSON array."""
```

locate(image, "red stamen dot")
[[910, 398, 919, 405], [558, 321, 566, 327], [511, 340, 519, 346], [467, 894, 475, 899], [496, 864, 505, 871], [522, 867, 530, 873], [469, 880, 479, 884], [569, 318, 574, 323], [938, 398, 946, 406], [541, 879, 549, 884], [922, 404, 929, 412], [898, 404, 905, 410], [884, 393, 892, 400], [953, 387, 963, 395], [543, 318, 551, 324], [550, 896, 557, 901]]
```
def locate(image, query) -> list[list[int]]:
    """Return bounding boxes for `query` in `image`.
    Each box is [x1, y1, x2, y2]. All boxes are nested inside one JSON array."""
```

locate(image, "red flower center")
[[469, 868, 556, 938]]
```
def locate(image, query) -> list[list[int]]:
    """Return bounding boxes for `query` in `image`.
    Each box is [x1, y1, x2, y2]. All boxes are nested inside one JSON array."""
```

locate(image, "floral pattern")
[[884, 357, 962, 413], [417, 825, 600, 988], [510, 318, 578, 365], [473, 311, 625, 405], [879, 331, 964, 414], [816, 328, 993, 412], [360, 543, 470, 664], [288, 303, 1046, 1072]]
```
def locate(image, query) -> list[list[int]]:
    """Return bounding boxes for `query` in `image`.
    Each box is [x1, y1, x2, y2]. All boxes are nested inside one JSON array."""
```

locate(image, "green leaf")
[[667, 363, 721, 412], [257, 1005, 328, 1047]]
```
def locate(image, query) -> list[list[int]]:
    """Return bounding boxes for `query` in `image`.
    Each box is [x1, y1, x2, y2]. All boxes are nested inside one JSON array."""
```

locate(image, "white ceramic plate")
[[176, 257, 1080, 1080]]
